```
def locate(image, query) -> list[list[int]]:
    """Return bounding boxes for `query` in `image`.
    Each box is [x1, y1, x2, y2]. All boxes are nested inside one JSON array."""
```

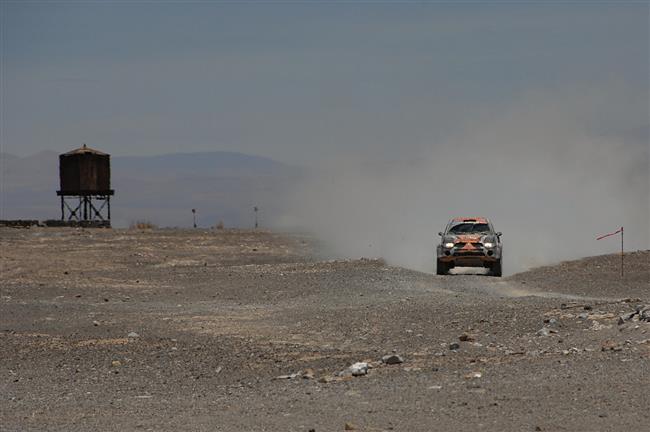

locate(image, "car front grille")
[[453, 243, 484, 250], [454, 250, 485, 256]]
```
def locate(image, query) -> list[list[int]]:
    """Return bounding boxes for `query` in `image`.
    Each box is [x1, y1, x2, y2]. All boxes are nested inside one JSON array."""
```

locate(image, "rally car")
[[436, 217, 503, 276]]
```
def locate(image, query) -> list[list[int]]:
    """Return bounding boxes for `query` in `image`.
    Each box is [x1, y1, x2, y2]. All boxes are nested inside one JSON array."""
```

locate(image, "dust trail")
[[277, 90, 649, 275]]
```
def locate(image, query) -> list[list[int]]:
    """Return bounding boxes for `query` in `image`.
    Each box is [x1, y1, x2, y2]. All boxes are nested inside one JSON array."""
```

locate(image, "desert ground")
[[1, 228, 648, 431]]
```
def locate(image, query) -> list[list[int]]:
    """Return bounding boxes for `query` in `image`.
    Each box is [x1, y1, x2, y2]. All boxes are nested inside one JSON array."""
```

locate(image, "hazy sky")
[[2, 1, 648, 164]]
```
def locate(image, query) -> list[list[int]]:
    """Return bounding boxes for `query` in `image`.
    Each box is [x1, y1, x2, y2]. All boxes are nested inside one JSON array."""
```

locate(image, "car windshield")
[[448, 223, 490, 234]]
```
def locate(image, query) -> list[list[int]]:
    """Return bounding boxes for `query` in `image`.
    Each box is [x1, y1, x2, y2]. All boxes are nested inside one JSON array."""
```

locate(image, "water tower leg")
[[60, 196, 65, 220]]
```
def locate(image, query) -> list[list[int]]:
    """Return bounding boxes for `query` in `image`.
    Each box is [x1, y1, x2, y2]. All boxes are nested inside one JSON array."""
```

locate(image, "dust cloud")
[[278, 90, 649, 275]]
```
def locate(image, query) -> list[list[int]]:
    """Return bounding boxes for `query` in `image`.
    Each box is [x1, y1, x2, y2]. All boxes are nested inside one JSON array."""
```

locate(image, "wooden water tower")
[[57, 144, 114, 226]]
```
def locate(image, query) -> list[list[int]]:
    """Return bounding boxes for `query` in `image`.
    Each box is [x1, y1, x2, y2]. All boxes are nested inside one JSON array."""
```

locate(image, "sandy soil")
[[1, 228, 648, 431]]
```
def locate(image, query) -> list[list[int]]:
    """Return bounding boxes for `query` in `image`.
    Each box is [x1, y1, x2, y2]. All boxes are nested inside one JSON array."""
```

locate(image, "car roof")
[[450, 217, 489, 224]]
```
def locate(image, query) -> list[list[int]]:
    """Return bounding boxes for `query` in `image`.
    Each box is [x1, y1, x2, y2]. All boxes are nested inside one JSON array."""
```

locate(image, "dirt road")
[[1, 228, 648, 431]]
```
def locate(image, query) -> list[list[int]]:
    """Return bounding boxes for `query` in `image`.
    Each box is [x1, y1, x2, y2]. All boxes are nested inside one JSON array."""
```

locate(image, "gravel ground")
[[1, 228, 648, 431]]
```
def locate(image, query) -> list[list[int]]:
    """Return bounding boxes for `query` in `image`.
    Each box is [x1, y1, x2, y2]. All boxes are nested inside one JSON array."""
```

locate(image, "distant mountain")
[[114, 152, 292, 178], [1, 150, 300, 228], [0, 152, 19, 162]]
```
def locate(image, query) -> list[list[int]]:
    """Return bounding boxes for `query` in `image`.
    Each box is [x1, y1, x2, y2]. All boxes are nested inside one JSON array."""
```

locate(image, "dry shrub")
[[215, 220, 224, 230], [130, 220, 157, 230]]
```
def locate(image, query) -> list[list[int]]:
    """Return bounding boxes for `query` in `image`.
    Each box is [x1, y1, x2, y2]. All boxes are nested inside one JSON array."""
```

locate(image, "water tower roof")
[[62, 144, 108, 156]]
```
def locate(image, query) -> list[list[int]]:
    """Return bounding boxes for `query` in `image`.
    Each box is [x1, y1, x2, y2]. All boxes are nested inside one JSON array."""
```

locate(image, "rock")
[[640, 309, 650, 322], [381, 354, 404, 365], [92, 320, 100, 326], [621, 298, 637, 303], [459, 333, 475, 342], [449, 342, 460, 351], [543, 318, 558, 325], [591, 321, 610, 331], [618, 312, 638, 324], [318, 376, 334, 383], [583, 305, 593, 310], [111, 360, 122, 367], [275, 372, 300, 380], [536, 327, 551, 337], [349, 362, 369, 376], [577, 313, 589, 320], [464, 371, 482, 379], [127, 332, 139, 338], [344, 422, 357, 430], [601, 340, 623, 352], [302, 368, 315, 379]]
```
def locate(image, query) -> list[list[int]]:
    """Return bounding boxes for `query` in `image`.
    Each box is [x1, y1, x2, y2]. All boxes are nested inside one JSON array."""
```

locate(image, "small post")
[[620, 226, 624, 279], [596, 226, 625, 280], [192, 208, 197, 228], [254, 206, 258, 229]]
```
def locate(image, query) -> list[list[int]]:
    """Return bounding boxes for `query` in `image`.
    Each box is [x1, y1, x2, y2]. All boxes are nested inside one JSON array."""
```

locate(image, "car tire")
[[491, 259, 502, 277], [436, 259, 448, 275]]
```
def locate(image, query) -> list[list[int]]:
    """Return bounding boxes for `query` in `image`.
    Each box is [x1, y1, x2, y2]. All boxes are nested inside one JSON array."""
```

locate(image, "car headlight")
[[483, 242, 494, 248], [444, 242, 454, 248]]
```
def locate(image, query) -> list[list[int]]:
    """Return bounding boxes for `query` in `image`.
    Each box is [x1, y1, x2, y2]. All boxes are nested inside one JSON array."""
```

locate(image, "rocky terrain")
[[1, 228, 648, 431]]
